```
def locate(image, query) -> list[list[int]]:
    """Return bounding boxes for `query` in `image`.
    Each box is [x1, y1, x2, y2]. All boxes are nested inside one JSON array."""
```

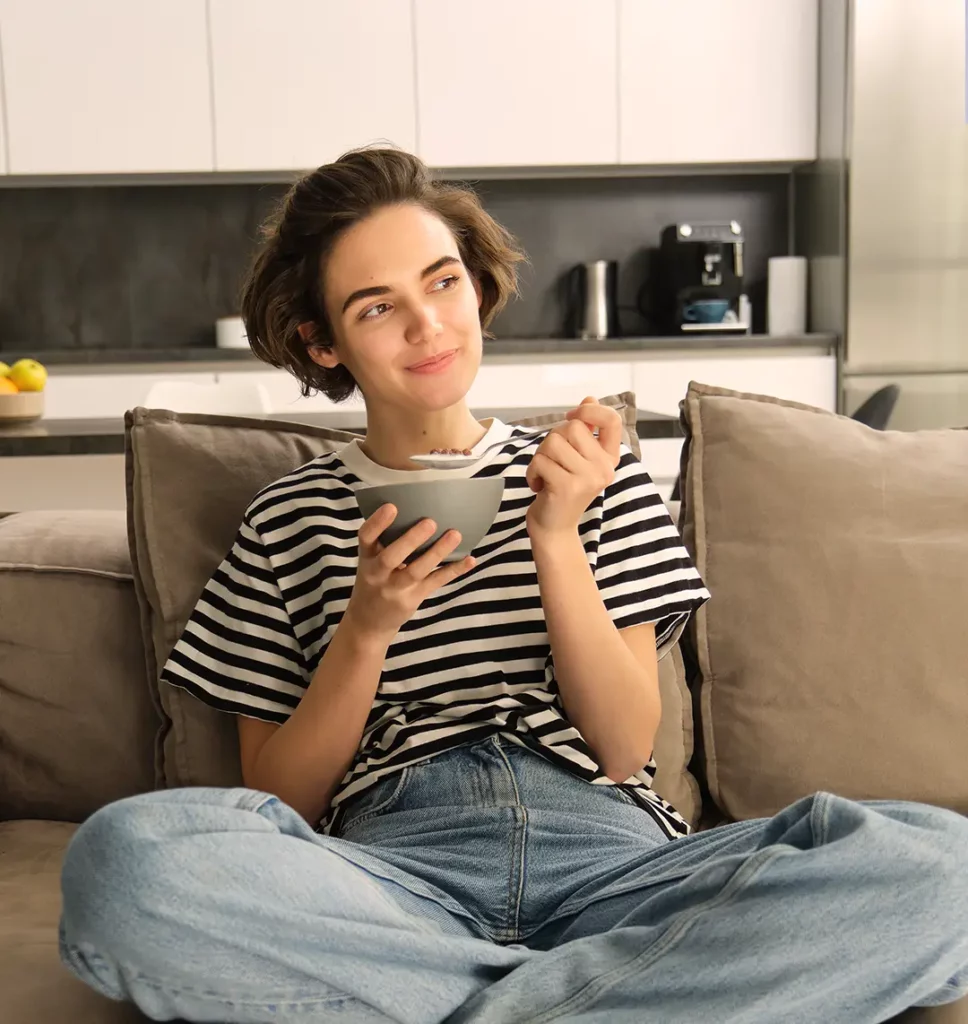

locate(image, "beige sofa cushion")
[[0, 512, 157, 822], [679, 382, 968, 823], [0, 819, 144, 1024], [126, 394, 699, 826]]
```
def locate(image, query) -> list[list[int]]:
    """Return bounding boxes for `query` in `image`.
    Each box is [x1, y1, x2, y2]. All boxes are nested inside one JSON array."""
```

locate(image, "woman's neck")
[[359, 401, 489, 471]]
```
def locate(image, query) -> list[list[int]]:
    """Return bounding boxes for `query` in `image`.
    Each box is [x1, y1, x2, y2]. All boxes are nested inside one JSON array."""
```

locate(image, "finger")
[[528, 451, 571, 492], [379, 517, 438, 571], [560, 418, 613, 468], [565, 404, 623, 461], [358, 503, 397, 554], [422, 555, 476, 595], [543, 426, 592, 475], [406, 528, 463, 580]]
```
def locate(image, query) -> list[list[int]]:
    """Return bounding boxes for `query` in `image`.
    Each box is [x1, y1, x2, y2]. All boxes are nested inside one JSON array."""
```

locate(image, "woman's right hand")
[[342, 503, 475, 644]]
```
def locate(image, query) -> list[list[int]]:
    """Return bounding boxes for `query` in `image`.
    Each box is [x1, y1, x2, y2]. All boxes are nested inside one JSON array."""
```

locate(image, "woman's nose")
[[406, 302, 443, 344]]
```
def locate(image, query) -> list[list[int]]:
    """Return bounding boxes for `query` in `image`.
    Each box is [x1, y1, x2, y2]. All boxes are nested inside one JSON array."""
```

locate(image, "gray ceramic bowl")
[[355, 477, 505, 562]]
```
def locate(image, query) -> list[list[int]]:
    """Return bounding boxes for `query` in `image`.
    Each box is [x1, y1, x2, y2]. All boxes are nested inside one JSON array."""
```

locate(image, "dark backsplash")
[[0, 173, 790, 355]]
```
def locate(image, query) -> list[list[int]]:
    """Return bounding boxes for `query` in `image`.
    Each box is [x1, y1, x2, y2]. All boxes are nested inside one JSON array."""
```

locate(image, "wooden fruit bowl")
[[0, 390, 45, 423]]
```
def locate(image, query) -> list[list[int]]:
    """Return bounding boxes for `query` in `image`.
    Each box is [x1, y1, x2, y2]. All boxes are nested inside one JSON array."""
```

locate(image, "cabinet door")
[[415, 0, 618, 167], [619, 0, 818, 164], [209, 0, 416, 171], [630, 353, 837, 416], [0, 56, 6, 173], [0, 0, 212, 174]]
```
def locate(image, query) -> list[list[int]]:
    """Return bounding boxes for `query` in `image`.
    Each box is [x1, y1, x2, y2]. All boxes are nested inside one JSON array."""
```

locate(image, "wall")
[[0, 173, 790, 357]]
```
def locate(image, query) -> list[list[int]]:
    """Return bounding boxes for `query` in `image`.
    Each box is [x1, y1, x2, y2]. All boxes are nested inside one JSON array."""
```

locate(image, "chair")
[[848, 384, 901, 430], [143, 379, 272, 415], [669, 384, 902, 501]]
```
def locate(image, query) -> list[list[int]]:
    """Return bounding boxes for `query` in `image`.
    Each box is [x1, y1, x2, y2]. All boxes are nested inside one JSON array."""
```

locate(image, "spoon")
[[409, 404, 627, 471]]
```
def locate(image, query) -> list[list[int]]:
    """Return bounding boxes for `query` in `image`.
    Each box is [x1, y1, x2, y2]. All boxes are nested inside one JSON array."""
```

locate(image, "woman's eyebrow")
[[340, 255, 462, 315]]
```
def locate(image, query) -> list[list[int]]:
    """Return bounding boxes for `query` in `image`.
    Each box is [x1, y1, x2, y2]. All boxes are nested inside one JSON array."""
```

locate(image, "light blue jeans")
[[60, 734, 968, 1023]]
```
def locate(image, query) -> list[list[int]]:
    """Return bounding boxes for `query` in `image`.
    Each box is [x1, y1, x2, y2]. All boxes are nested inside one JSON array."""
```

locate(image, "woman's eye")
[[359, 276, 458, 320], [360, 302, 391, 321]]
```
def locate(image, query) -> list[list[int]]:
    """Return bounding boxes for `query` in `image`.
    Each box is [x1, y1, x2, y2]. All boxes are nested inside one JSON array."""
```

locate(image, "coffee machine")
[[644, 221, 751, 335]]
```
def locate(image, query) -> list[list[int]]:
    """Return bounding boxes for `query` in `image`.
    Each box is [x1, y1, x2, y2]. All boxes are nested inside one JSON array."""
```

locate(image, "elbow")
[[601, 746, 654, 784]]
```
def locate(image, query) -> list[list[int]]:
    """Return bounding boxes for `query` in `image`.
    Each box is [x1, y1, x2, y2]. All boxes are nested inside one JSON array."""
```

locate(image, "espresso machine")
[[644, 221, 751, 335]]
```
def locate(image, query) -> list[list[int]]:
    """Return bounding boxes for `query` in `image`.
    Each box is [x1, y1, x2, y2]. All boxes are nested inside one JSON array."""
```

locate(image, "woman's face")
[[311, 203, 484, 413]]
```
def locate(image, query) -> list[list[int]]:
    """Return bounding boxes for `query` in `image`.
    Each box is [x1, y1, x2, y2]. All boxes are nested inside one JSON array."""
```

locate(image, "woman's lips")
[[407, 349, 457, 374]]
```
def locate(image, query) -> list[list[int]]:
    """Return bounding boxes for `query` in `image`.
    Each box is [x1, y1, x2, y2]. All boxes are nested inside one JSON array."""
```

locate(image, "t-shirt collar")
[[337, 417, 516, 485]]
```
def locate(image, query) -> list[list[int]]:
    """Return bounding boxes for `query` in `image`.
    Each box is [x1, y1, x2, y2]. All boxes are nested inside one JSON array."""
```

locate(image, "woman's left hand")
[[526, 397, 623, 538]]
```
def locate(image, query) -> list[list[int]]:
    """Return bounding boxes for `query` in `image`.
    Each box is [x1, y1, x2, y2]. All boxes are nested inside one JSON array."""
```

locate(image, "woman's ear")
[[299, 322, 340, 369], [471, 275, 483, 309]]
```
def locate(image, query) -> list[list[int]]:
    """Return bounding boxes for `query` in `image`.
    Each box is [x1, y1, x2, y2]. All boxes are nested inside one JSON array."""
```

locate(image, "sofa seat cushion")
[[0, 512, 158, 822], [0, 819, 143, 1023]]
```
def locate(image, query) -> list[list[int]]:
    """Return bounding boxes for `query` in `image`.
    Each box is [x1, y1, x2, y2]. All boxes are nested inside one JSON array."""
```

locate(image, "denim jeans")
[[59, 733, 968, 1023]]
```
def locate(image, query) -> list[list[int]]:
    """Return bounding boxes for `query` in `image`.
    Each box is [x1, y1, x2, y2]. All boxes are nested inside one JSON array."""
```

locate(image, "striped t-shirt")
[[161, 418, 711, 840]]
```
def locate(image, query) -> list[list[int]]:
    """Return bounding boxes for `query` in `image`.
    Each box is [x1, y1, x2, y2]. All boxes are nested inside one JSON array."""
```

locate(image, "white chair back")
[[143, 379, 272, 415]]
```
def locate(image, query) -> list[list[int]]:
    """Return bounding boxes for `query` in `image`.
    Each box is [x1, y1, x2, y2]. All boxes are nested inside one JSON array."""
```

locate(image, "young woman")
[[60, 148, 968, 1023]]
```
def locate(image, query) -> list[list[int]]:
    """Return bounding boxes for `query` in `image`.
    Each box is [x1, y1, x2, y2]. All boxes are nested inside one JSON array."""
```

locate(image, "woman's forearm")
[[531, 529, 661, 782], [247, 615, 388, 826]]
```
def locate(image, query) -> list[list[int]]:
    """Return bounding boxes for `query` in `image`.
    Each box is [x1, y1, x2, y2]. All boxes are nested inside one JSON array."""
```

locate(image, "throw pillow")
[[678, 381, 968, 822]]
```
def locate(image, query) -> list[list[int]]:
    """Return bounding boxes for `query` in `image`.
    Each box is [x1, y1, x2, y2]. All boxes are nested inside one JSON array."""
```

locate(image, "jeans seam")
[[521, 845, 794, 1024], [337, 766, 412, 832], [493, 738, 526, 941], [809, 791, 830, 848], [129, 973, 362, 1011]]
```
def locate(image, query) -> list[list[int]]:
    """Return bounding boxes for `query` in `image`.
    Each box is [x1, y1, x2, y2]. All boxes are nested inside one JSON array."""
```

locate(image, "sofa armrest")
[[0, 511, 158, 823]]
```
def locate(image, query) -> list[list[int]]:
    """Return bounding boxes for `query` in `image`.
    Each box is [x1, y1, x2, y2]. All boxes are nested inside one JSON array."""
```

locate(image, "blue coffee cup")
[[682, 299, 730, 323]]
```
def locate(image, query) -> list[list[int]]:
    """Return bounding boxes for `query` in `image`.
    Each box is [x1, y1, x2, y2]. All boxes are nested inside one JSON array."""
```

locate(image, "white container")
[[767, 256, 808, 336], [216, 315, 249, 350]]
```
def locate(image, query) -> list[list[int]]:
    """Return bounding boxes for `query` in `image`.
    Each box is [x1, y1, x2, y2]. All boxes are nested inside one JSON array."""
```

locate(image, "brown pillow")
[[126, 392, 698, 825], [678, 381, 968, 822]]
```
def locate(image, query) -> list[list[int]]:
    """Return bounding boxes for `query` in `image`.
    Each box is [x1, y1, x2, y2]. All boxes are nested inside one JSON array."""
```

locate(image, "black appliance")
[[644, 221, 751, 335]]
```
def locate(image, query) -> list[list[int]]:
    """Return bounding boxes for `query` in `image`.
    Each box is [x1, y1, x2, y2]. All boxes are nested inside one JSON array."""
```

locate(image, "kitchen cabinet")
[[630, 352, 837, 416], [0, 65, 6, 172], [414, 0, 618, 167], [43, 372, 219, 420], [208, 0, 416, 172], [619, 0, 818, 164], [0, 0, 212, 174]]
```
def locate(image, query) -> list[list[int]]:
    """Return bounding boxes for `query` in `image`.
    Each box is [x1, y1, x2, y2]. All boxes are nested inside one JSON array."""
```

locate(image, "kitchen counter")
[[0, 406, 682, 458], [0, 333, 839, 369]]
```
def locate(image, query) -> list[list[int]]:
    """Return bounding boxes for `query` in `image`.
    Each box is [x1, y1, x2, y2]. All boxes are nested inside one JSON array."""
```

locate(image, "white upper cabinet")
[[619, 0, 818, 164], [0, 53, 6, 173], [0, 0, 213, 174], [209, 0, 416, 172], [414, 0, 618, 168]]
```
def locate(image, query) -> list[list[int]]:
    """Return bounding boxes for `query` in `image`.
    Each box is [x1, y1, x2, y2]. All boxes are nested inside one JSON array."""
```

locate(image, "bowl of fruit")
[[0, 358, 48, 423]]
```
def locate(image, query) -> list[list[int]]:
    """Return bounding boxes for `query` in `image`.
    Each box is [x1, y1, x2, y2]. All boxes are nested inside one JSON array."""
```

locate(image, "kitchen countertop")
[[0, 333, 839, 368], [0, 406, 682, 458]]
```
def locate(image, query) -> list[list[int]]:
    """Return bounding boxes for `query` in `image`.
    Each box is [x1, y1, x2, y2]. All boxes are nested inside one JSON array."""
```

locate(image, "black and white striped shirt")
[[161, 419, 710, 840]]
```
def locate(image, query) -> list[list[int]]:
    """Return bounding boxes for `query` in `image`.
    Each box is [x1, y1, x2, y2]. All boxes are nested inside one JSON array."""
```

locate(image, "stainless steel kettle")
[[566, 260, 619, 340]]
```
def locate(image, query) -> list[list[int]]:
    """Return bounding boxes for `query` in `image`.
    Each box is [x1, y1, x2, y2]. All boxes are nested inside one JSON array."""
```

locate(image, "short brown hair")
[[240, 147, 527, 402]]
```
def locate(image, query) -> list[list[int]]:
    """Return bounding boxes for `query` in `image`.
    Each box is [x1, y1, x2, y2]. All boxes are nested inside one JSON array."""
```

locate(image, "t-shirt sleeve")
[[160, 515, 308, 723], [593, 447, 710, 657]]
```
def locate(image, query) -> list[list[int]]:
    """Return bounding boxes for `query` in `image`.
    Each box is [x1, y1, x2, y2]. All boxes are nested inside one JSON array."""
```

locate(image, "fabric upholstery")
[[0, 512, 157, 822], [678, 381, 968, 823]]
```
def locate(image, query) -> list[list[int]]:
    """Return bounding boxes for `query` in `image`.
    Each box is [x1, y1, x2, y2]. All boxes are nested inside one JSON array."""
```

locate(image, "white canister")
[[767, 256, 808, 336], [216, 315, 250, 350]]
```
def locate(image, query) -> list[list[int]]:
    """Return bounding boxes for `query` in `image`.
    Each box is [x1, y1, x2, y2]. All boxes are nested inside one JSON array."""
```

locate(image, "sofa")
[[1, 383, 965, 1024]]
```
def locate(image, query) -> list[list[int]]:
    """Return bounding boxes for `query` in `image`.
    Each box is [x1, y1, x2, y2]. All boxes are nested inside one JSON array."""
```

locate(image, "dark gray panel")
[[0, 174, 787, 355]]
